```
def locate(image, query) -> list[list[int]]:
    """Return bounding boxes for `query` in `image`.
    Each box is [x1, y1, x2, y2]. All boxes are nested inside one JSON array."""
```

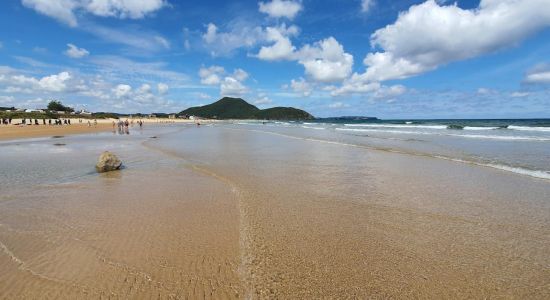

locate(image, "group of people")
[[112, 119, 143, 135], [0, 118, 101, 126]]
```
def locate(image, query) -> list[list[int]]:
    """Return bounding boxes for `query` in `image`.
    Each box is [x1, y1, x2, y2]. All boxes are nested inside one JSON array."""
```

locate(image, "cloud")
[[38, 71, 72, 91], [511, 91, 530, 97], [157, 83, 169, 94], [257, 24, 299, 61], [199, 66, 250, 97], [114, 84, 132, 98], [254, 95, 273, 105], [296, 37, 354, 82], [0, 66, 177, 112], [89, 55, 188, 83], [361, 0, 550, 82], [524, 64, 550, 84], [259, 0, 302, 20], [328, 101, 349, 109], [290, 77, 313, 97], [65, 43, 89, 58], [233, 69, 249, 81], [525, 71, 550, 83], [84, 0, 166, 19], [373, 84, 407, 99], [220, 77, 248, 97], [83, 23, 170, 52], [4, 71, 72, 93], [331, 73, 380, 96], [0, 95, 15, 105], [202, 22, 265, 56], [257, 33, 353, 83], [22, 0, 79, 26], [198, 66, 225, 85], [22, 0, 167, 27], [361, 0, 374, 13]]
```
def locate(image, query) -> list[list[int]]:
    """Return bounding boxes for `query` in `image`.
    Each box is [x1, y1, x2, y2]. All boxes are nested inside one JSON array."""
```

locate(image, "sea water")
[[233, 119, 550, 180]]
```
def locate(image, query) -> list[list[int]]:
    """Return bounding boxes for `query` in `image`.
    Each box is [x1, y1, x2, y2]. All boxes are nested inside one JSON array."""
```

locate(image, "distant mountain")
[[179, 97, 314, 120]]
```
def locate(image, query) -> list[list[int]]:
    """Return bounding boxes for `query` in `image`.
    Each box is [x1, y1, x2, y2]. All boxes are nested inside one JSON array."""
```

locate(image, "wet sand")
[[151, 126, 550, 298], [0, 123, 113, 140], [1, 125, 549, 298], [0, 170, 243, 299]]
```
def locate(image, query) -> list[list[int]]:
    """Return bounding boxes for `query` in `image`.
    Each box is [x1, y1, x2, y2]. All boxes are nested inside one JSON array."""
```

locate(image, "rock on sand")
[[96, 151, 122, 173]]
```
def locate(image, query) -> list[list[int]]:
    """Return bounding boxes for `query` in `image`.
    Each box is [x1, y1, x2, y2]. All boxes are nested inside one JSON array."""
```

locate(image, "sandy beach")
[[0, 123, 549, 298], [0, 118, 205, 141]]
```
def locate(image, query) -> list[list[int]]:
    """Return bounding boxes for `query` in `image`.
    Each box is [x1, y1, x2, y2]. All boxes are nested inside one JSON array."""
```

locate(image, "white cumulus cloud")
[[220, 77, 248, 97], [65, 43, 89, 58], [199, 66, 225, 85], [114, 84, 132, 98], [202, 22, 265, 56], [22, 0, 166, 27], [361, 0, 374, 13], [361, 0, 550, 82], [259, 0, 303, 20], [290, 78, 313, 97], [524, 65, 550, 84], [296, 37, 354, 82], [257, 24, 299, 61], [157, 83, 169, 94]]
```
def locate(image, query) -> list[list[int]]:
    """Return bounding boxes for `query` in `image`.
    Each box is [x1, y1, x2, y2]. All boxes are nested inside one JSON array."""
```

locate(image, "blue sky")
[[0, 0, 549, 118]]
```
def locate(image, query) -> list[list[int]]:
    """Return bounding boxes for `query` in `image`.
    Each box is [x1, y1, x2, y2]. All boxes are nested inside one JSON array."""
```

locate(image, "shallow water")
[[234, 120, 550, 179], [1, 124, 549, 298], [151, 125, 550, 298]]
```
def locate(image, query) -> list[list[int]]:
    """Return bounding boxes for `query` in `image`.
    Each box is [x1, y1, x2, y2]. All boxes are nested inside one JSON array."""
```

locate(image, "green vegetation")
[[180, 97, 260, 119], [179, 97, 314, 120], [92, 112, 122, 119], [0, 111, 57, 119], [47, 100, 74, 113], [255, 107, 314, 120]]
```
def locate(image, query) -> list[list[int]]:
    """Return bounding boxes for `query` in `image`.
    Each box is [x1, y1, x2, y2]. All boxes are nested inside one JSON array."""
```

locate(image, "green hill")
[[255, 107, 313, 120], [179, 97, 314, 120]]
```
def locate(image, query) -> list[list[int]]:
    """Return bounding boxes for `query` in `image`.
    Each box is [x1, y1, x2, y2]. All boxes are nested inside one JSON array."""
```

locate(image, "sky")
[[0, 0, 549, 118]]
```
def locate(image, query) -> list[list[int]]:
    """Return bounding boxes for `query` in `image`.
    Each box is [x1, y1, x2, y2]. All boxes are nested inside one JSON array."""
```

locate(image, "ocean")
[[234, 119, 550, 180]]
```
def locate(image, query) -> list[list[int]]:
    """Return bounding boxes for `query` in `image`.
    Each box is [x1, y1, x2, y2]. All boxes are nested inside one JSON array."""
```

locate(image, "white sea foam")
[[302, 126, 326, 130], [433, 156, 550, 180], [336, 128, 550, 141], [446, 133, 550, 141], [486, 164, 550, 180], [343, 124, 447, 129], [463, 126, 500, 130], [508, 126, 550, 132]]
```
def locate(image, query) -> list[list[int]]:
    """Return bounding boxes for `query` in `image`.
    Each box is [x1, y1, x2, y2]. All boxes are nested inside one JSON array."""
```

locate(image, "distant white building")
[[79, 110, 92, 115], [25, 109, 44, 113]]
